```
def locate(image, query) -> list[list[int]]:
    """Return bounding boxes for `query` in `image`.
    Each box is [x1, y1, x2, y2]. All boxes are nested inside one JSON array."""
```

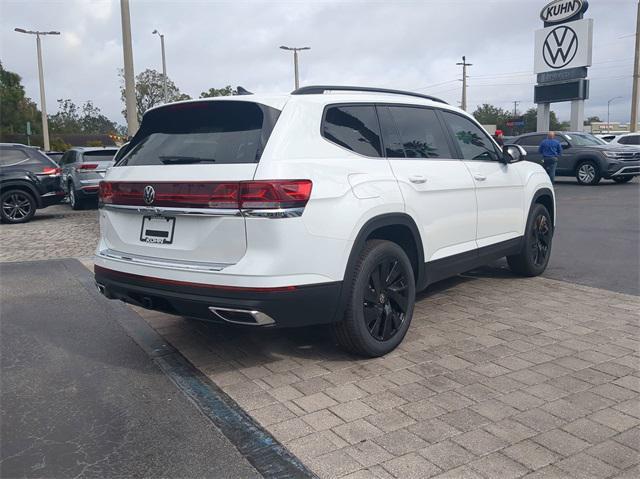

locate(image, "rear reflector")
[[99, 180, 312, 210]]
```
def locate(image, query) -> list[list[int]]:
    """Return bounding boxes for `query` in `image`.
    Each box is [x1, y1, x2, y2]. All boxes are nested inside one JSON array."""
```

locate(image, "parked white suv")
[[95, 86, 555, 357]]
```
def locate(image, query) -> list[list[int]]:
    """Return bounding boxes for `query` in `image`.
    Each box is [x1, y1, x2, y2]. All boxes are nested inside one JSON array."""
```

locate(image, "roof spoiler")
[[291, 85, 448, 104]]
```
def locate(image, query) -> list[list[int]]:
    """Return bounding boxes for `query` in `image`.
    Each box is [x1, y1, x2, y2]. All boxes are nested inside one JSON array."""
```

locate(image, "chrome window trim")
[[97, 248, 231, 272]]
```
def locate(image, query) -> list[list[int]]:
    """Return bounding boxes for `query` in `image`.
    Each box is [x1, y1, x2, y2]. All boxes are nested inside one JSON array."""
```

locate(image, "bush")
[[49, 137, 71, 151], [85, 140, 103, 147]]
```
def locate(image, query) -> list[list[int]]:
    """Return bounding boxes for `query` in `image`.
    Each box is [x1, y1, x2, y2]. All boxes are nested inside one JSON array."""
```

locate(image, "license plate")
[[140, 216, 175, 244]]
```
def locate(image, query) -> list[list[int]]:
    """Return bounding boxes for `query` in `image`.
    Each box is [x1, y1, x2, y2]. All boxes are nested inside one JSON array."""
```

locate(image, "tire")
[[507, 203, 553, 277], [613, 176, 634, 184], [575, 160, 601, 185], [0, 189, 37, 224], [68, 182, 83, 210], [333, 239, 416, 357]]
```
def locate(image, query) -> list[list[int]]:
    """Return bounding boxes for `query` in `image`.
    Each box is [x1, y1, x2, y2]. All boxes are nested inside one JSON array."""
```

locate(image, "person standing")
[[495, 130, 505, 147], [538, 132, 562, 183]]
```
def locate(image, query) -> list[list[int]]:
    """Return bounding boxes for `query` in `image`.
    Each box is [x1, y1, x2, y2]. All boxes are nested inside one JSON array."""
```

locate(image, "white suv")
[[95, 86, 555, 357]]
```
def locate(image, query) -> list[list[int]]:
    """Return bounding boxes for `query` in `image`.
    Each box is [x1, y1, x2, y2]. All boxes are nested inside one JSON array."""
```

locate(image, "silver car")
[[60, 147, 118, 209]]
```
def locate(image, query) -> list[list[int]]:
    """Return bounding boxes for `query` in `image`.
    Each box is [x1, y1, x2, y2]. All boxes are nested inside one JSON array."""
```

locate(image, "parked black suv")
[[0, 143, 65, 223], [512, 132, 640, 185]]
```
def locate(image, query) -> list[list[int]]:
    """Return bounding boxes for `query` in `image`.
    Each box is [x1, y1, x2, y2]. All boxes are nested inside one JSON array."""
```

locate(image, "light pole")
[[456, 56, 472, 112], [14, 28, 59, 151], [120, 0, 138, 137], [279, 46, 310, 90], [607, 96, 623, 133], [152, 29, 168, 103]]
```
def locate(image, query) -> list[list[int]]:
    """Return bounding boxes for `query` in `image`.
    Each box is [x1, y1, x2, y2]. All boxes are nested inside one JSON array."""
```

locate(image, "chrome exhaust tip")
[[208, 306, 275, 326]]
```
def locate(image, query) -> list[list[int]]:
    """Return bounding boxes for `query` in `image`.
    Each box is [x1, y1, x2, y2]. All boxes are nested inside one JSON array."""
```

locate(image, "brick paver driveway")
[[2, 205, 639, 479]]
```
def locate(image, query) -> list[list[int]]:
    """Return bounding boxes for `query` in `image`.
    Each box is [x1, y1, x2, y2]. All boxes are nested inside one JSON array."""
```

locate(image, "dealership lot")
[[1, 180, 639, 478]]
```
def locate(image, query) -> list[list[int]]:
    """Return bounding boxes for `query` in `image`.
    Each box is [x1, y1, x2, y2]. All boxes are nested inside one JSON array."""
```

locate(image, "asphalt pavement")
[[543, 178, 640, 295], [0, 259, 263, 479]]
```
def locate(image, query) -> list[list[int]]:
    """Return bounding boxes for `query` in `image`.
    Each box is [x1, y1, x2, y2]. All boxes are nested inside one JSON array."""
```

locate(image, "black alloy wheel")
[[363, 257, 410, 342], [530, 213, 552, 268], [1, 190, 36, 224]]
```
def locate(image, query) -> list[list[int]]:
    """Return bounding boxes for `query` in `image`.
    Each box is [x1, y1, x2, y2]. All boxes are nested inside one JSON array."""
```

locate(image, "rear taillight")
[[77, 163, 98, 171], [99, 180, 313, 211], [41, 167, 61, 176]]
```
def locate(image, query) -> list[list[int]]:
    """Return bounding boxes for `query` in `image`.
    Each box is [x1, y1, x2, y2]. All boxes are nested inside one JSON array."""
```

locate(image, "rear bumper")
[[94, 265, 342, 328], [40, 189, 66, 207]]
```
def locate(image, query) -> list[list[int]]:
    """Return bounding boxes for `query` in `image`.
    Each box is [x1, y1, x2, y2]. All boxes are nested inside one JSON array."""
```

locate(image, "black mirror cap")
[[503, 144, 526, 163]]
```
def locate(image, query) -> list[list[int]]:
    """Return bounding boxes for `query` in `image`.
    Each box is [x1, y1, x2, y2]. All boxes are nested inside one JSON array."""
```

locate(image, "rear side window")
[[83, 150, 117, 161], [517, 135, 545, 146], [119, 101, 280, 166], [322, 105, 382, 157], [0, 147, 51, 168], [441, 111, 501, 161], [619, 135, 640, 145], [386, 106, 452, 159]]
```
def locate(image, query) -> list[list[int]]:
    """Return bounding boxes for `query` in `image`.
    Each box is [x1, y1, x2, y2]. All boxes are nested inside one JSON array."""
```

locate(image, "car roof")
[[70, 147, 118, 152], [145, 86, 471, 120]]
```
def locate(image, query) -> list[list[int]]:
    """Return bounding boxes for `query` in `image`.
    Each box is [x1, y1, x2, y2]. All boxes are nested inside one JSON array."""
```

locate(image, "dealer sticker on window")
[[140, 216, 175, 244]]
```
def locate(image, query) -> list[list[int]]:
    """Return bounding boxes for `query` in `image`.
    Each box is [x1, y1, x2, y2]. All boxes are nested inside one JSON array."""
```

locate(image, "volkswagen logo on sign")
[[143, 185, 155, 205], [543, 25, 578, 69]]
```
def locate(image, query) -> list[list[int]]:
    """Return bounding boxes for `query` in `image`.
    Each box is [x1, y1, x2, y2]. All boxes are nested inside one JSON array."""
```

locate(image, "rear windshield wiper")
[[159, 156, 216, 164]]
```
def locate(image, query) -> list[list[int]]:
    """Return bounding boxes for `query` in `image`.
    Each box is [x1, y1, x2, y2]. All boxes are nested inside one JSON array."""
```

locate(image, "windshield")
[[119, 101, 281, 166], [565, 134, 606, 146]]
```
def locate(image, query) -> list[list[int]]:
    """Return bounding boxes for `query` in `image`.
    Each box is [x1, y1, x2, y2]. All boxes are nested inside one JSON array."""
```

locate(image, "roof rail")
[[291, 85, 448, 104]]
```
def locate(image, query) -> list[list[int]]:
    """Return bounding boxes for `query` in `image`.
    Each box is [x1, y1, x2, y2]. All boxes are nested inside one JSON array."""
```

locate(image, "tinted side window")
[[517, 135, 545, 146], [619, 135, 640, 145], [0, 147, 50, 168], [322, 105, 382, 157], [0, 147, 30, 167], [441, 111, 500, 161], [387, 106, 452, 159]]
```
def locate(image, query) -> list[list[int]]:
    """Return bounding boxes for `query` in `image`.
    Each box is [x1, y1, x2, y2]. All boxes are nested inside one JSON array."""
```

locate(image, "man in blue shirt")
[[538, 132, 562, 183]]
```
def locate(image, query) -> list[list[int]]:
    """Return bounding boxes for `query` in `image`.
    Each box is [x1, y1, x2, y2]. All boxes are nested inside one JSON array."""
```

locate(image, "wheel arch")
[[333, 213, 425, 322], [531, 187, 555, 225], [0, 180, 42, 208]]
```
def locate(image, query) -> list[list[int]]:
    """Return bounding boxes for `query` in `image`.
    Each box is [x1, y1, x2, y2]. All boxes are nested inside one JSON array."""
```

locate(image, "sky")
[[0, 0, 637, 127]]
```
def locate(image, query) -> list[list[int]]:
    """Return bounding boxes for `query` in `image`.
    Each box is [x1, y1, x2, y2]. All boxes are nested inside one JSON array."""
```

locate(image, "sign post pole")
[[570, 99, 585, 131], [537, 103, 550, 132]]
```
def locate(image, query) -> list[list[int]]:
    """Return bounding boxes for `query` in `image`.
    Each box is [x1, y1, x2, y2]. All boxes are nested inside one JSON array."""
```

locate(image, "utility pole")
[[14, 28, 60, 151], [120, 0, 139, 136], [631, 0, 639, 132], [280, 46, 310, 90], [513, 101, 520, 118], [456, 56, 472, 111], [152, 30, 168, 103]]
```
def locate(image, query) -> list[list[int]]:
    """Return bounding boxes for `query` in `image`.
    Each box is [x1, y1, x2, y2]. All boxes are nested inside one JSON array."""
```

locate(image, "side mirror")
[[502, 144, 526, 163]]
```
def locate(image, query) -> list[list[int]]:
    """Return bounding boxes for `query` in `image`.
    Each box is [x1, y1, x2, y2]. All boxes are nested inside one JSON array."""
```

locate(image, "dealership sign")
[[534, 18, 593, 74], [540, 0, 586, 24]]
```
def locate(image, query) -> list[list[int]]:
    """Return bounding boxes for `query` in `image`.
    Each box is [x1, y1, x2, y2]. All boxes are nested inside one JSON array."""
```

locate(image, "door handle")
[[473, 174, 487, 181], [408, 175, 427, 184]]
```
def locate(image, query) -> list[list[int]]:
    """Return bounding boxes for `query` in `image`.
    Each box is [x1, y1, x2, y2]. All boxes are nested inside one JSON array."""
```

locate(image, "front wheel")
[[613, 176, 634, 184], [507, 203, 553, 277], [333, 240, 416, 357], [576, 161, 601, 185], [1, 189, 37, 224]]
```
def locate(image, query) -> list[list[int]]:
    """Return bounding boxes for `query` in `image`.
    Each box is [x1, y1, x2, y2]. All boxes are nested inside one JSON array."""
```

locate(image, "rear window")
[[619, 135, 640, 145], [119, 101, 280, 166], [83, 150, 117, 161]]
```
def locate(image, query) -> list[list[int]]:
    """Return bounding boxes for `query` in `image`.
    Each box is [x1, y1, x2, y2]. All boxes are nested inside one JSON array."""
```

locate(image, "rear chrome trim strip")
[[101, 204, 242, 217], [241, 207, 304, 218], [208, 306, 276, 326], [97, 248, 231, 272]]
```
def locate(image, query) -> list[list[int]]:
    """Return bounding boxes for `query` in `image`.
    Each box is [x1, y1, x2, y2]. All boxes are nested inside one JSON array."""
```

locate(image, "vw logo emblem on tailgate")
[[143, 185, 155, 205]]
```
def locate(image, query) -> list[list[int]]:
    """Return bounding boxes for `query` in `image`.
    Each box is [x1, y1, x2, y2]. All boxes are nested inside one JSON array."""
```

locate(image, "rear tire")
[[507, 203, 553, 277], [69, 182, 83, 210], [613, 176, 634, 184], [333, 240, 416, 357], [575, 160, 601, 185], [1, 189, 37, 224]]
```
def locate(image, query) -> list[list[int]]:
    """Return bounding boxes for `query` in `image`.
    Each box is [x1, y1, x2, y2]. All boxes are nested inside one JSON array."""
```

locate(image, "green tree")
[[584, 116, 601, 126], [200, 85, 237, 98], [0, 61, 41, 137], [472, 104, 509, 129], [120, 68, 191, 123], [49, 99, 118, 134], [521, 108, 563, 133]]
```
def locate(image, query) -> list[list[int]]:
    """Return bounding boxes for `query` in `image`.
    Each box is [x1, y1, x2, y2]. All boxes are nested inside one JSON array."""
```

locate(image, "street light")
[[279, 45, 310, 90], [14, 27, 60, 151], [607, 96, 624, 133], [152, 29, 168, 103]]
